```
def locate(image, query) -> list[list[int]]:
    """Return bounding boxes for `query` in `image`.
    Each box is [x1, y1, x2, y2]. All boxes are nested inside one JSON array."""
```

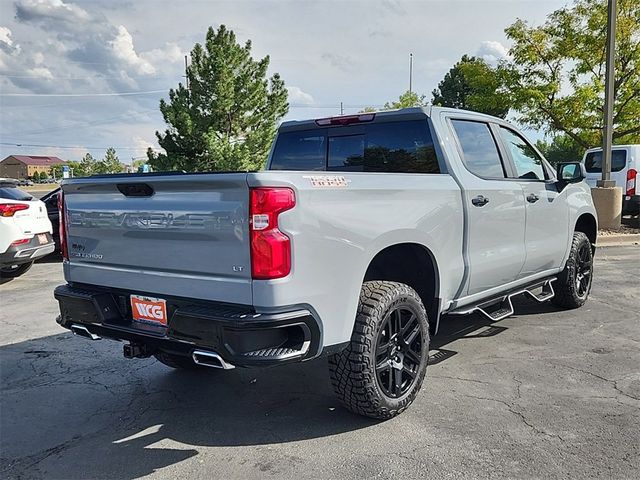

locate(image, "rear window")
[[270, 120, 440, 174], [0, 186, 33, 201], [584, 150, 627, 173]]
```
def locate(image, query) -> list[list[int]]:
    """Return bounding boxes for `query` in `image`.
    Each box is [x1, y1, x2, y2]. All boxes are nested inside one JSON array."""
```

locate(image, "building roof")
[[2, 155, 66, 166]]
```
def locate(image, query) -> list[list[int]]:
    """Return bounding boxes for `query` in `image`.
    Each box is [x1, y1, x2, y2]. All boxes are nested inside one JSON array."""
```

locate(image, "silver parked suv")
[[54, 107, 597, 418]]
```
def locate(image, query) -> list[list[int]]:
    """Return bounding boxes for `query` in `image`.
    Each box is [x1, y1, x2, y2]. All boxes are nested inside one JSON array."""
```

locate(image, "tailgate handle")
[[117, 183, 154, 197]]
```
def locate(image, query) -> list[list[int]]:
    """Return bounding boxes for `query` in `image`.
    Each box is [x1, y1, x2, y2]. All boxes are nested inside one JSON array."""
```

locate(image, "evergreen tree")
[[148, 25, 289, 172]]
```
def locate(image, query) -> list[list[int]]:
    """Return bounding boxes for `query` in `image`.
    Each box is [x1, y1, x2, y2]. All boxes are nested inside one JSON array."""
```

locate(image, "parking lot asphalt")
[[1, 247, 638, 480]]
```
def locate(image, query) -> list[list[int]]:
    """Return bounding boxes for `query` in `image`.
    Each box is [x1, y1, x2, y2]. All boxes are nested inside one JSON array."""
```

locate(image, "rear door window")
[[451, 120, 505, 178], [270, 120, 440, 173], [584, 150, 627, 173]]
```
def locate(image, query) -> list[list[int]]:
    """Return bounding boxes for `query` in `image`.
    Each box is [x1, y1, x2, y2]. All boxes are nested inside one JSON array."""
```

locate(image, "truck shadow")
[[1, 297, 559, 479], [430, 296, 564, 365]]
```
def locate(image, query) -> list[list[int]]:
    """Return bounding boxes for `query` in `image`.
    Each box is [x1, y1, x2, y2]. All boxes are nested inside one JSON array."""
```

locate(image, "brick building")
[[0, 155, 66, 179]]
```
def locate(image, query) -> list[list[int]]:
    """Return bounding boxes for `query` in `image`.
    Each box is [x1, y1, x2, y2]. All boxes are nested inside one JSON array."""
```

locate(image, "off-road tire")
[[154, 351, 203, 370], [552, 231, 593, 309], [0, 261, 34, 279], [329, 281, 430, 419]]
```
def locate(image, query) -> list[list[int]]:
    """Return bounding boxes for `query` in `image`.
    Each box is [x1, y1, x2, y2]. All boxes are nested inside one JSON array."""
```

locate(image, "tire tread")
[[552, 231, 592, 309], [329, 281, 429, 419]]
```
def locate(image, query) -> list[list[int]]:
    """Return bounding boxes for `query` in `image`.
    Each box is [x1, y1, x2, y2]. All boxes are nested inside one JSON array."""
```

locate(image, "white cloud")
[[287, 86, 314, 105], [321, 53, 356, 72], [109, 25, 156, 75], [26, 66, 53, 79], [15, 0, 90, 24], [477, 40, 510, 64], [0, 26, 14, 47], [0, 26, 20, 58], [32, 51, 45, 64], [131, 134, 158, 154], [142, 42, 184, 66]]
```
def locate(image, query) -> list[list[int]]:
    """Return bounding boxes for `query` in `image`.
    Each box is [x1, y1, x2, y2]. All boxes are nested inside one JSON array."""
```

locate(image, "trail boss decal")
[[303, 175, 350, 188]]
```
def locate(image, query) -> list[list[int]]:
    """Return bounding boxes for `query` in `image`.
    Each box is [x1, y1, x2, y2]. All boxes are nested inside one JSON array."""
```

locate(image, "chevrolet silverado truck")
[[54, 107, 597, 419]]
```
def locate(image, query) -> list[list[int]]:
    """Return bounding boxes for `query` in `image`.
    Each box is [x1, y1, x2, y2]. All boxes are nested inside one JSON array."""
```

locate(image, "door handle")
[[471, 195, 490, 207], [526, 193, 540, 203]]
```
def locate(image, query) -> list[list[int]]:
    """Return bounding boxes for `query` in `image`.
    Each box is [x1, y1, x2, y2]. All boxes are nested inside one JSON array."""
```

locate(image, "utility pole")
[[592, 0, 622, 230], [598, 0, 616, 188], [409, 53, 413, 94], [340, 102, 344, 115], [184, 55, 190, 89]]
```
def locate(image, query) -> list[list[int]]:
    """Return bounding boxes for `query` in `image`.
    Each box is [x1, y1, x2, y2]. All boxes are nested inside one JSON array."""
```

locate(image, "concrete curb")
[[596, 233, 640, 247]]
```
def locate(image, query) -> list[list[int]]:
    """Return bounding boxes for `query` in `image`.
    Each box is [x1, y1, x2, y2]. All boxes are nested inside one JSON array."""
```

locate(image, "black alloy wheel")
[[375, 307, 424, 398], [574, 241, 593, 299]]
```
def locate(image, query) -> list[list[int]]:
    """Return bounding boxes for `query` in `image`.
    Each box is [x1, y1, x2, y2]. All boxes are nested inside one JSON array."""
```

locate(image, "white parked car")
[[0, 179, 55, 278], [582, 145, 639, 215]]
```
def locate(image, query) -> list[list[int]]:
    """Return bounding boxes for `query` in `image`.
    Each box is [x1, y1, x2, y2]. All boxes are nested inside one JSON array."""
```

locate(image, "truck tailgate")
[[62, 173, 252, 305]]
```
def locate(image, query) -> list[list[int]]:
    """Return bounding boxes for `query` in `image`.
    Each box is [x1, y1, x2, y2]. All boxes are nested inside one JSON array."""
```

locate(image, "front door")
[[496, 126, 569, 277]]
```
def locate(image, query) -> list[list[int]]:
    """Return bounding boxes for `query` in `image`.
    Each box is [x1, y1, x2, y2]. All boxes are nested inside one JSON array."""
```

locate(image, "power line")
[[15, 109, 158, 136], [0, 73, 162, 80], [0, 141, 156, 151], [0, 101, 381, 109], [0, 89, 168, 97]]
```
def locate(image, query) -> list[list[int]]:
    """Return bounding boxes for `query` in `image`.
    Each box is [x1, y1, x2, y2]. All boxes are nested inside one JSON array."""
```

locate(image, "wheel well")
[[575, 213, 597, 249], [363, 243, 439, 331]]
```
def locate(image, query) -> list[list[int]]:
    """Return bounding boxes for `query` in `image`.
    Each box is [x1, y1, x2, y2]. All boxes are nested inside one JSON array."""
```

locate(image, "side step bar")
[[450, 278, 556, 322]]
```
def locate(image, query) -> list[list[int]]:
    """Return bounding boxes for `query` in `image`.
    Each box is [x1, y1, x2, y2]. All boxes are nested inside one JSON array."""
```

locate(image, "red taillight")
[[0, 203, 29, 217], [58, 190, 68, 260], [10, 238, 30, 246], [315, 113, 375, 126], [249, 187, 295, 279], [626, 168, 637, 196]]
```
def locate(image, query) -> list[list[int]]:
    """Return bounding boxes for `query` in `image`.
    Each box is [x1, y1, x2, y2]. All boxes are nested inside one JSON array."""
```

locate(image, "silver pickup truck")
[[54, 107, 597, 419]]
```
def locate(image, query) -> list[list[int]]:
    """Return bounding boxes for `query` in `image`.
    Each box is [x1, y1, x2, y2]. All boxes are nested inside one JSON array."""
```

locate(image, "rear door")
[[496, 126, 568, 277], [63, 173, 252, 304], [449, 119, 526, 296]]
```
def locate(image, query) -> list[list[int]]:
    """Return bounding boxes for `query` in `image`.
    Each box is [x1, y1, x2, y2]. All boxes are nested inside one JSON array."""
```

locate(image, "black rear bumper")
[[54, 284, 321, 367], [0, 233, 55, 267]]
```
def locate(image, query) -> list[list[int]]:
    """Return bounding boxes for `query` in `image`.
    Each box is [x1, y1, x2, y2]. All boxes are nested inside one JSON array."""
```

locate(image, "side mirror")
[[556, 162, 586, 183]]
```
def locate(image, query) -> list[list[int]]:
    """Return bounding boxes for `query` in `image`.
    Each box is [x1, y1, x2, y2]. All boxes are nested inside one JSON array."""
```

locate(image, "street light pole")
[[409, 53, 413, 94], [592, 0, 623, 230], [598, 0, 617, 188]]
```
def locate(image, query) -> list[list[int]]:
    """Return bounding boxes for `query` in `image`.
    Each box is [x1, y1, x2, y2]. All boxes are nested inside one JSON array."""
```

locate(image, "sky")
[[0, 0, 570, 163]]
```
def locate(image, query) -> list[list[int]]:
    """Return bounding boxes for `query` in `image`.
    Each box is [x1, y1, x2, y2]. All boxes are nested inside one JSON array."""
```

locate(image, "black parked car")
[[40, 187, 61, 253]]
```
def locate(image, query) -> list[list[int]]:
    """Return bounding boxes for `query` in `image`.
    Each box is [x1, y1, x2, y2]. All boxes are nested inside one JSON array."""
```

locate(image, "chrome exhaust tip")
[[192, 350, 235, 369], [70, 324, 101, 341]]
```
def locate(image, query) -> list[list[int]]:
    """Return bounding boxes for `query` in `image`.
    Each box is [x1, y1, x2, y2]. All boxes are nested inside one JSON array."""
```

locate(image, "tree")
[[51, 164, 63, 179], [78, 153, 97, 177], [383, 90, 428, 110], [536, 134, 584, 166], [431, 55, 511, 118], [32, 171, 41, 182], [148, 25, 289, 172], [94, 148, 124, 174], [504, 0, 640, 149], [360, 90, 428, 113]]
